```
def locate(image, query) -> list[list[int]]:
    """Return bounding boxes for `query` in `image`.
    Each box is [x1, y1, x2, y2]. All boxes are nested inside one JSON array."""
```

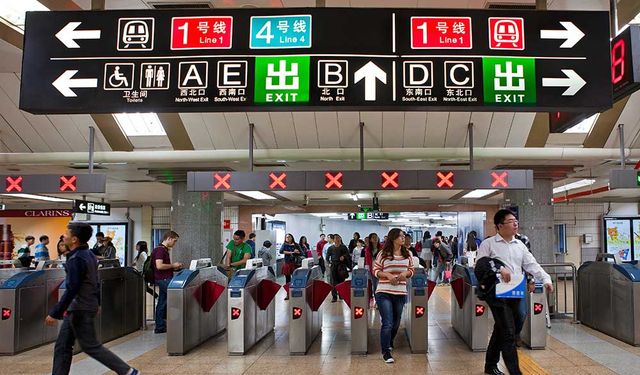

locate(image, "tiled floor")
[[2, 284, 639, 374]]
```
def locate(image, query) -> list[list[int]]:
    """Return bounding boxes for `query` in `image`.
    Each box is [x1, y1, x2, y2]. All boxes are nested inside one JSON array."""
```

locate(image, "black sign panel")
[[348, 212, 390, 220], [612, 25, 640, 101], [187, 170, 532, 191], [1, 174, 106, 194], [73, 199, 111, 215], [20, 8, 611, 114]]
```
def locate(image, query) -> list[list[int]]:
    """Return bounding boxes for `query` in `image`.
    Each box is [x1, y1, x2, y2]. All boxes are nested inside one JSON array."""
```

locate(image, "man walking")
[[45, 222, 138, 375], [477, 209, 553, 375], [152, 231, 183, 334]]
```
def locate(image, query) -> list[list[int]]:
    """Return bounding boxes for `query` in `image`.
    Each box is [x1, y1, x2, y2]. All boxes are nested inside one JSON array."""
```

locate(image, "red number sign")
[[171, 16, 233, 50], [612, 38, 625, 84], [411, 17, 472, 49], [488, 17, 524, 50]]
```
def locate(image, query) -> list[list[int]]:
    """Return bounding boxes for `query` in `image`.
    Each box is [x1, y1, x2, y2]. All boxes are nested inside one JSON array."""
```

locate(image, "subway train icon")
[[117, 18, 155, 51], [489, 18, 524, 50]]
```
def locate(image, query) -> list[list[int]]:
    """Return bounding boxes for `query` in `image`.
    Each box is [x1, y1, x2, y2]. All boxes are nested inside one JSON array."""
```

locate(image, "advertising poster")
[[634, 220, 640, 261], [0, 210, 72, 260], [605, 219, 632, 261]]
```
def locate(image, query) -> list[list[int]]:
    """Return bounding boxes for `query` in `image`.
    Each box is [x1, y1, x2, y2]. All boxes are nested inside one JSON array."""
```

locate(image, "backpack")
[[143, 254, 155, 284]]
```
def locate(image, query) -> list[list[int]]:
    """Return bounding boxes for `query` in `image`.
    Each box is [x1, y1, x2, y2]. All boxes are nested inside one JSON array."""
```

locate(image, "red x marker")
[[436, 171, 454, 188], [381, 171, 399, 189], [534, 303, 543, 315], [475, 304, 485, 316], [415, 306, 425, 318], [231, 307, 241, 320], [491, 171, 509, 188], [1, 308, 11, 320], [5, 176, 23, 192], [269, 172, 287, 189], [213, 173, 231, 190], [60, 176, 77, 192], [354, 306, 364, 319], [292, 307, 302, 319], [325, 172, 343, 189]]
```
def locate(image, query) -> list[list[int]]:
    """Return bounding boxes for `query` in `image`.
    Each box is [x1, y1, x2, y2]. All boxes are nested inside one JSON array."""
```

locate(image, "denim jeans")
[[485, 297, 523, 375], [52, 311, 131, 375], [375, 292, 406, 354], [155, 278, 170, 332], [516, 296, 528, 335]]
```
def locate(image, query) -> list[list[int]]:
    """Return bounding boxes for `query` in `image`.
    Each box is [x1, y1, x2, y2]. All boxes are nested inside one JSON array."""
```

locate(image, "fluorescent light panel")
[[113, 113, 166, 136], [563, 114, 599, 134], [0, 0, 48, 29], [0, 193, 72, 203], [462, 189, 498, 199], [236, 191, 276, 200], [553, 179, 596, 194]]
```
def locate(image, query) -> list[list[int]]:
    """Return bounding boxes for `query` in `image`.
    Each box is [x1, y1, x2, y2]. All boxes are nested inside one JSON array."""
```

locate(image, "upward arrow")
[[354, 61, 387, 101], [56, 22, 101, 48], [540, 21, 584, 48]]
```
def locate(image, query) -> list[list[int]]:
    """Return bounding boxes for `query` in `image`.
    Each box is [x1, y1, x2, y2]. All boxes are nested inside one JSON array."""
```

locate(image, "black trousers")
[[485, 297, 523, 375]]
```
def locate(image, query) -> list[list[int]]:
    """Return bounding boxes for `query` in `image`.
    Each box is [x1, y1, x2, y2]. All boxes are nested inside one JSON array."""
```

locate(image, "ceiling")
[[1, 0, 639, 208]]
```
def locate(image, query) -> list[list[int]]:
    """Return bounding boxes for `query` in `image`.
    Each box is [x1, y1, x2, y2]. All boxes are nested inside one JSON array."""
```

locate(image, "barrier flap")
[[451, 277, 465, 309], [427, 279, 437, 301], [335, 280, 351, 308], [283, 282, 290, 296], [310, 279, 333, 311], [257, 279, 281, 310], [52, 280, 63, 301], [200, 280, 226, 313]]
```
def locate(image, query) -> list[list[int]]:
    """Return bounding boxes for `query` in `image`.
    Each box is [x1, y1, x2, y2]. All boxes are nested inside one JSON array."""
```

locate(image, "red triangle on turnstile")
[[427, 279, 437, 300], [200, 280, 226, 312], [451, 277, 465, 309], [257, 279, 281, 310], [283, 282, 290, 296], [310, 279, 333, 311], [335, 280, 351, 308]]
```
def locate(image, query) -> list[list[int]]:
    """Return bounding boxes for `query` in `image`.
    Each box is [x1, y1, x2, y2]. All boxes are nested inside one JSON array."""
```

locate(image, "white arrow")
[[52, 70, 98, 97], [540, 21, 584, 48], [79, 203, 86, 211], [354, 61, 387, 101], [542, 69, 586, 96], [56, 22, 101, 48]]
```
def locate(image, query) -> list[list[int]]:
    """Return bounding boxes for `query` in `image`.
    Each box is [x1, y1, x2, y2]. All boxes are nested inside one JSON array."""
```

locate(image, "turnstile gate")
[[521, 283, 548, 349], [227, 259, 280, 355], [450, 264, 490, 351], [404, 267, 432, 353], [167, 258, 228, 355], [0, 265, 65, 354], [578, 254, 640, 345], [289, 259, 332, 355], [335, 268, 370, 354]]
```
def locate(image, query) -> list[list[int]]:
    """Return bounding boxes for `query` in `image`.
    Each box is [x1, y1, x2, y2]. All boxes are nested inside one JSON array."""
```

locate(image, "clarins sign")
[[0, 210, 73, 218]]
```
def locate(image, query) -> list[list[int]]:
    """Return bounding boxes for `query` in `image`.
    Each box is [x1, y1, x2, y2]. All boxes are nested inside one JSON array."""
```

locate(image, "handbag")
[[337, 263, 349, 280]]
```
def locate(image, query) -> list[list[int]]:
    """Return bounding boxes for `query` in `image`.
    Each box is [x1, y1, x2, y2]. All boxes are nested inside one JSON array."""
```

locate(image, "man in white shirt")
[[477, 209, 553, 375]]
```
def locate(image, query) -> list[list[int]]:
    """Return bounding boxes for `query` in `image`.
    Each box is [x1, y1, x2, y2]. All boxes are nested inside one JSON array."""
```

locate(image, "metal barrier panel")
[[404, 268, 428, 353], [351, 268, 369, 354], [521, 285, 548, 349], [540, 263, 577, 323]]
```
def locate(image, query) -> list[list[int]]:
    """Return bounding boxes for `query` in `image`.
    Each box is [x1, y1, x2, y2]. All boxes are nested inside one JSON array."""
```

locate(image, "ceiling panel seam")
[[504, 113, 516, 147], [223, 113, 238, 149], [290, 112, 300, 149], [0, 113, 31, 152], [314, 112, 321, 148], [267, 113, 279, 149], [200, 114, 218, 150]]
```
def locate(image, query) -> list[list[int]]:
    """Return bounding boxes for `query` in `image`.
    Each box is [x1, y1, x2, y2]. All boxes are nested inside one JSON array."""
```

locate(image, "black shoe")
[[284, 296, 289, 301], [154, 329, 166, 334], [331, 299, 337, 303], [383, 351, 394, 363], [484, 368, 504, 375]]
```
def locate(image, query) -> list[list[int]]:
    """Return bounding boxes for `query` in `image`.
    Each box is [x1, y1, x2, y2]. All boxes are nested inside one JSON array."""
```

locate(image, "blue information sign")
[[249, 15, 312, 49]]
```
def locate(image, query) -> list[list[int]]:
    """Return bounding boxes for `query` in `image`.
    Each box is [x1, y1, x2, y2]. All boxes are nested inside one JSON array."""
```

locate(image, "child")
[[258, 240, 273, 267]]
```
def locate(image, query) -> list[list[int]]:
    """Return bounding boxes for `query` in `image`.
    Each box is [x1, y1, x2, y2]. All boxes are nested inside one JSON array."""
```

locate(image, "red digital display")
[[59, 175, 77, 192], [231, 307, 241, 320], [269, 172, 287, 189], [534, 303, 543, 315], [415, 306, 425, 318], [213, 173, 231, 190], [5, 176, 23, 192], [325, 172, 343, 189], [491, 171, 509, 188], [612, 25, 640, 102], [171, 16, 233, 50], [612, 38, 625, 84], [475, 304, 485, 317], [411, 17, 472, 49], [436, 171, 454, 188], [2, 307, 11, 320], [381, 171, 399, 189], [353, 306, 364, 319], [292, 307, 302, 319]]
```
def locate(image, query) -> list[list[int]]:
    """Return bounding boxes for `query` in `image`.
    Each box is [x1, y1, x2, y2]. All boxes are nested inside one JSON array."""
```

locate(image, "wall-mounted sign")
[[0, 210, 73, 218], [187, 170, 533, 191], [347, 212, 389, 220], [20, 8, 611, 114], [73, 199, 111, 216], [609, 169, 640, 189], [1, 174, 106, 194]]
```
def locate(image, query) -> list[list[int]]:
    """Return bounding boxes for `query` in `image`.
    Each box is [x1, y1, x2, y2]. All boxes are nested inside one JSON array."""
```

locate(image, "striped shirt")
[[373, 252, 415, 295]]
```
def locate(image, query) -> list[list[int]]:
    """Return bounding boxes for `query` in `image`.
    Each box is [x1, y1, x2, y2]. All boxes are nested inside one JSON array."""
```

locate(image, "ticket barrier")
[[520, 283, 548, 349], [404, 267, 437, 353], [59, 260, 143, 346], [0, 260, 66, 354], [227, 259, 280, 355], [0, 261, 31, 286], [167, 258, 228, 355], [578, 254, 640, 345], [450, 264, 490, 351], [288, 259, 332, 355], [336, 268, 369, 354]]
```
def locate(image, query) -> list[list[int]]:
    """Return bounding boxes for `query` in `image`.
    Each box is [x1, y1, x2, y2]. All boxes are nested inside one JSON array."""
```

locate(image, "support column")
[[170, 182, 224, 265], [503, 179, 554, 264]]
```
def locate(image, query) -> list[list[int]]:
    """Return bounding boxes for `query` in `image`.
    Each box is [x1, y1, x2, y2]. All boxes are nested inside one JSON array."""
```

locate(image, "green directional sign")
[[254, 56, 310, 104], [482, 57, 536, 105], [637, 171, 640, 186]]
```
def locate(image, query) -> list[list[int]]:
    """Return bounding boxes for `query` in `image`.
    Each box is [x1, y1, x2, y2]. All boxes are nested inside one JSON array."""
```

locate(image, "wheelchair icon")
[[109, 66, 129, 87], [104, 63, 134, 91]]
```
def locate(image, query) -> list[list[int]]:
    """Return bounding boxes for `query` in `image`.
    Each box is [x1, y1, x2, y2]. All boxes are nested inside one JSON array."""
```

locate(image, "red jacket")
[[315, 239, 327, 257]]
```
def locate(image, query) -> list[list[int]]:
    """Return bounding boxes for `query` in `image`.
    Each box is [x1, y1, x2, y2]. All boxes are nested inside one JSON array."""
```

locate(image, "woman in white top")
[[132, 241, 148, 272], [373, 228, 414, 364]]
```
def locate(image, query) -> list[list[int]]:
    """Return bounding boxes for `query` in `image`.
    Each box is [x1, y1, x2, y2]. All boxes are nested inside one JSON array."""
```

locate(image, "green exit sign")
[[637, 171, 640, 186]]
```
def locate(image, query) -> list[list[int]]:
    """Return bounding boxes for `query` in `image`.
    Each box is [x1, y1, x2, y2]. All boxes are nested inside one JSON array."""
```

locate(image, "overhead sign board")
[[20, 8, 611, 114], [612, 25, 640, 102], [187, 170, 533, 191], [609, 169, 640, 189], [348, 212, 389, 220], [2, 174, 106, 194], [73, 199, 111, 215]]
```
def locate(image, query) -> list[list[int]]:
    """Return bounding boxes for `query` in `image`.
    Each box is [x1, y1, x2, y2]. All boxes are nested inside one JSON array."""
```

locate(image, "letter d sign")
[[403, 61, 433, 88]]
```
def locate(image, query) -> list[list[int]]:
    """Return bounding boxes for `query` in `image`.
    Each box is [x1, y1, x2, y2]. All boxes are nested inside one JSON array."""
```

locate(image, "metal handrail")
[[539, 262, 578, 324]]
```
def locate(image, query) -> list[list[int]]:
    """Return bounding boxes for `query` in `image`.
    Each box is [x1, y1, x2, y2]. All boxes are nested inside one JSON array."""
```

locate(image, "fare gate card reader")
[[495, 273, 526, 298], [352, 269, 367, 297], [412, 272, 427, 296]]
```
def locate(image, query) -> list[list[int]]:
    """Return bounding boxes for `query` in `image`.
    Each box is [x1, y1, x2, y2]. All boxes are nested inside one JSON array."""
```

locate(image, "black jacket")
[[474, 256, 506, 301]]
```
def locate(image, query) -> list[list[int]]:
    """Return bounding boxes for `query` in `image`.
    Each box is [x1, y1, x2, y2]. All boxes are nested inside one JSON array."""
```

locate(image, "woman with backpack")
[[132, 241, 157, 298]]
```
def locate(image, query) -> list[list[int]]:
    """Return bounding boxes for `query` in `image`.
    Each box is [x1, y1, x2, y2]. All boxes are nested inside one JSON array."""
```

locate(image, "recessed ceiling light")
[[113, 113, 166, 136], [0, 193, 72, 203], [236, 191, 276, 200], [462, 189, 498, 199], [553, 179, 596, 194], [0, 0, 48, 30]]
